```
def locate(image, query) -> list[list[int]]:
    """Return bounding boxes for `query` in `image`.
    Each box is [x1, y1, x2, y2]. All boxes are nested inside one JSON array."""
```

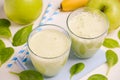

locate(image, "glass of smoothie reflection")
[[27, 24, 71, 77], [67, 7, 109, 58]]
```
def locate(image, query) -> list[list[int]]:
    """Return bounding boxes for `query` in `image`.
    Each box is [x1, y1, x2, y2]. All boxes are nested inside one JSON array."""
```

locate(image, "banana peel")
[[61, 0, 89, 12]]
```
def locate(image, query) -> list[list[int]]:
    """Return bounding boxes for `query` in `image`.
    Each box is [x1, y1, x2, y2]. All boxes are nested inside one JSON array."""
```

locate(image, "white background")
[[0, 0, 120, 80]]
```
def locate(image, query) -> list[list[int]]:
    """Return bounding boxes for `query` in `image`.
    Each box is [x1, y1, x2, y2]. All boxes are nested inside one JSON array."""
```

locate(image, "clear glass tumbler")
[[27, 24, 71, 77], [67, 7, 109, 58]]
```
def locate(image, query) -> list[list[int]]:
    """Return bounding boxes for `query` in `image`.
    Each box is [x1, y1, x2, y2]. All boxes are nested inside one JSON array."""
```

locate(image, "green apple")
[[4, 0, 42, 25], [87, 0, 120, 33]]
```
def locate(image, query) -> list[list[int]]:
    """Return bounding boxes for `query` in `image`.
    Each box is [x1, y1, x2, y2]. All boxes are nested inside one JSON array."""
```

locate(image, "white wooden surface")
[[0, 0, 120, 80]]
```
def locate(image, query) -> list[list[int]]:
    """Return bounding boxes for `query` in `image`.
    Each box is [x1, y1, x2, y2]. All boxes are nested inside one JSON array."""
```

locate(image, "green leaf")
[[106, 50, 118, 75], [118, 30, 120, 40], [0, 19, 11, 27], [10, 70, 44, 80], [87, 74, 108, 80], [0, 39, 6, 50], [0, 19, 11, 38], [0, 47, 14, 67], [70, 63, 85, 79], [0, 26, 12, 38], [103, 38, 120, 48], [12, 24, 33, 46]]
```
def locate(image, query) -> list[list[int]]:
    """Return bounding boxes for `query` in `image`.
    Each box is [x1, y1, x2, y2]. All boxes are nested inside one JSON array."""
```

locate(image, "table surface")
[[0, 0, 120, 80]]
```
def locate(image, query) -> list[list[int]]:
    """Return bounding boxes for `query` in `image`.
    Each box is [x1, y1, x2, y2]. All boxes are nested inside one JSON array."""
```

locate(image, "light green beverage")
[[27, 25, 71, 77], [67, 7, 109, 58]]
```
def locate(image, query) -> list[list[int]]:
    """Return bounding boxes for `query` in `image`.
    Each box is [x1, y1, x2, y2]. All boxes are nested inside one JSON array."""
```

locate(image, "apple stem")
[[101, 6, 106, 12]]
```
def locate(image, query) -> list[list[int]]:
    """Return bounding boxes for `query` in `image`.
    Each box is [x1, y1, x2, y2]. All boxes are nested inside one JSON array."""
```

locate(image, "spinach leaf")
[[0, 47, 14, 67], [0, 26, 12, 38], [12, 24, 33, 46], [0, 19, 11, 38], [106, 50, 118, 75], [0, 19, 11, 27], [103, 38, 120, 48], [0, 39, 5, 50], [11, 70, 44, 80], [118, 30, 120, 40], [88, 74, 108, 80], [70, 63, 85, 79]]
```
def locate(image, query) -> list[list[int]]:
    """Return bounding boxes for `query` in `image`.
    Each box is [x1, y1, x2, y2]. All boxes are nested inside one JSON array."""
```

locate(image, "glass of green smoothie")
[[27, 24, 71, 77], [67, 7, 109, 58]]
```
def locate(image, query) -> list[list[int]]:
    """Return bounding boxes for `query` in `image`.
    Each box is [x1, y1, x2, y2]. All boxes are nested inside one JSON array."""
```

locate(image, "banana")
[[61, 0, 89, 11]]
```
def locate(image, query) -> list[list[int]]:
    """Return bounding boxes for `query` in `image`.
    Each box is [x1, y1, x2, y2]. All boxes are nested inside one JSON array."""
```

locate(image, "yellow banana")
[[61, 0, 89, 11]]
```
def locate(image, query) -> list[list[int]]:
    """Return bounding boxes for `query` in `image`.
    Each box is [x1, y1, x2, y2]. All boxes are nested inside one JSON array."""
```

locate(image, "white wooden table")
[[0, 0, 120, 80]]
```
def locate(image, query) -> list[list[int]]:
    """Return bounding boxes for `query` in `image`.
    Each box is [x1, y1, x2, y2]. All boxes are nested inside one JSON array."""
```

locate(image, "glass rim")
[[27, 24, 71, 59], [67, 7, 109, 39]]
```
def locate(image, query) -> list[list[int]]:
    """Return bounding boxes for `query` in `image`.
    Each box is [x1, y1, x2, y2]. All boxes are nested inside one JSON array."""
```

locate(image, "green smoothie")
[[67, 8, 109, 58], [28, 25, 71, 77]]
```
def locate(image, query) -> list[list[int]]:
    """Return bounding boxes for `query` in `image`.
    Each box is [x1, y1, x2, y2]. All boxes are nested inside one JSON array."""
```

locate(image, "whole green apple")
[[87, 0, 120, 33], [4, 0, 42, 25]]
